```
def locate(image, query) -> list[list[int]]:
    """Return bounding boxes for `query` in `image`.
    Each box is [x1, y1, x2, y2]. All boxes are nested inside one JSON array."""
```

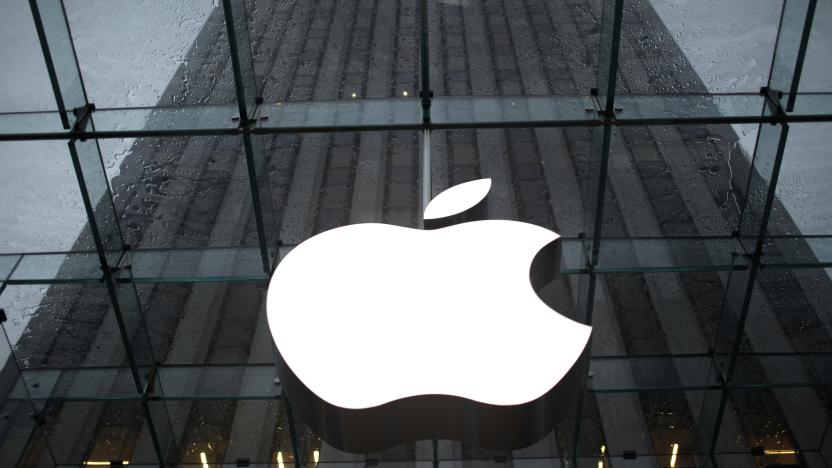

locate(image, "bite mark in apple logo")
[[267, 178, 592, 453]]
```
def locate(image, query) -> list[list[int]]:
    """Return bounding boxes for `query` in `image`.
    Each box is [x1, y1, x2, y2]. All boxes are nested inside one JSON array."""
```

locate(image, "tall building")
[[0, 0, 830, 466]]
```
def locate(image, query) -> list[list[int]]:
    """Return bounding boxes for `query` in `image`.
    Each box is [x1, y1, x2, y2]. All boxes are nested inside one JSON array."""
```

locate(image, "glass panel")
[[769, 0, 814, 99], [159, 398, 286, 465], [0, 141, 94, 254], [604, 124, 747, 239], [619, 0, 780, 94], [36, 399, 155, 465], [742, 266, 832, 354], [613, 94, 767, 124], [790, 92, 832, 117], [431, 96, 593, 127], [769, 122, 832, 237], [101, 135, 256, 250], [91, 105, 239, 136], [133, 282, 267, 367], [0, 255, 19, 282], [431, 126, 591, 237], [0, 283, 137, 374], [108, 274, 156, 387], [589, 355, 719, 392], [581, 390, 703, 465], [64, 0, 233, 109], [738, 108, 785, 245], [596, 271, 734, 357], [222, 0, 258, 119], [728, 353, 832, 387], [69, 137, 123, 265], [17, 367, 140, 401], [257, 99, 421, 130], [0, 0, 55, 113], [4, 252, 100, 284], [717, 388, 815, 459], [797, 1, 832, 93], [273, 131, 421, 245], [0, 111, 66, 138], [156, 365, 278, 400], [596, 0, 622, 109], [242, 132, 276, 272], [0, 315, 55, 468], [428, 0, 597, 97], [595, 238, 743, 272], [257, 0, 419, 103], [1, 1, 831, 467], [582, 125, 610, 260], [123, 247, 270, 283], [31, 0, 86, 125], [310, 438, 432, 465], [762, 236, 832, 267]]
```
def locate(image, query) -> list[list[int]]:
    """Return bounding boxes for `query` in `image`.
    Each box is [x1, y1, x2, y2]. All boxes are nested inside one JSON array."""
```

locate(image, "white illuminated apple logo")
[[267, 179, 591, 453]]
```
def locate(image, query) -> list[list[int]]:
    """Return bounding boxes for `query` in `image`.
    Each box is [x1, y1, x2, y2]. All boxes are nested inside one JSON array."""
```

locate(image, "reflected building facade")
[[0, 0, 831, 467]]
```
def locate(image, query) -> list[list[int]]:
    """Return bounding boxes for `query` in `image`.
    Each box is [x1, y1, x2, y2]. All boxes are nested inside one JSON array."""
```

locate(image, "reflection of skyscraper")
[[0, 1, 829, 467]]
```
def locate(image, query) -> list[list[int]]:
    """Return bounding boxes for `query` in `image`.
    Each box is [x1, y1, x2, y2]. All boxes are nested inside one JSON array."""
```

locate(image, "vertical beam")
[[694, 0, 817, 464], [767, 0, 817, 111], [27, 2, 176, 464], [285, 399, 303, 467], [28, 0, 88, 129], [418, 0, 432, 123], [223, 0, 277, 274], [570, 1, 625, 465], [418, 0, 433, 223], [595, 0, 625, 117], [70, 133, 175, 466]]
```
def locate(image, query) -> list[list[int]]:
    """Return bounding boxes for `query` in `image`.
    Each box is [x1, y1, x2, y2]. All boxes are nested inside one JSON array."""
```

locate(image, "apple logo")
[[267, 178, 592, 453]]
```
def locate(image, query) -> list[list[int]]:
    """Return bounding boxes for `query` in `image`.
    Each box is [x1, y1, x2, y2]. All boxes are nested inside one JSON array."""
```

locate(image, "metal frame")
[[1, 0, 831, 466]]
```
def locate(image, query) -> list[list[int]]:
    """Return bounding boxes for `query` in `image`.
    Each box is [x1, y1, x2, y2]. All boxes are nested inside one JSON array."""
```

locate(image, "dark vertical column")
[[570, 1, 625, 465], [28, 1, 178, 465], [223, 0, 278, 274], [28, 0, 86, 129], [419, 0, 433, 215], [694, 1, 817, 466]]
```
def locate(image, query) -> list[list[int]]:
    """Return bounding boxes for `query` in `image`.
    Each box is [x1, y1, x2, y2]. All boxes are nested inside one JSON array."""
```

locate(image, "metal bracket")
[[760, 86, 787, 124], [142, 362, 159, 396], [71, 103, 96, 139]]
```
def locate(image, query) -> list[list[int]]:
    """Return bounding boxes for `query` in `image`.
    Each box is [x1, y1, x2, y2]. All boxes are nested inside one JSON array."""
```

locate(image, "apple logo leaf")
[[267, 177, 592, 454], [424, 178, 491, 229]]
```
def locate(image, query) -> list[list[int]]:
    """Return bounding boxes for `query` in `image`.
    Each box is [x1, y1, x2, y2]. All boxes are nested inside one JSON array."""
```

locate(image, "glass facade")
[[0, 0, 830, 466]]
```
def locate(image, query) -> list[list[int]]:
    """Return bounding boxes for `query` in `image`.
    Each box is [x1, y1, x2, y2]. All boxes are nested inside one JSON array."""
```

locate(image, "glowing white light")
[[84, 463, 129, 466], [277, 451, 285, 468], [424, 178, 491, 221], [267, 198, 590, 409], [402, 90, 408, 96], [313, 450, 320, 464], [200, 452, 209, 468], [670, 443, 679, 468], [351, 92, 357, 98]]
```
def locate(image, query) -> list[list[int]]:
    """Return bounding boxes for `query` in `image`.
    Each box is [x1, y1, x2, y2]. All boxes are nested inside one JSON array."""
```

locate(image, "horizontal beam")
[[7, 234, 832, 287], [1, 93, 831, 141], [14, 234, 832, 287], [0, 237, 757, 286], [6, 353, 830, 402]]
